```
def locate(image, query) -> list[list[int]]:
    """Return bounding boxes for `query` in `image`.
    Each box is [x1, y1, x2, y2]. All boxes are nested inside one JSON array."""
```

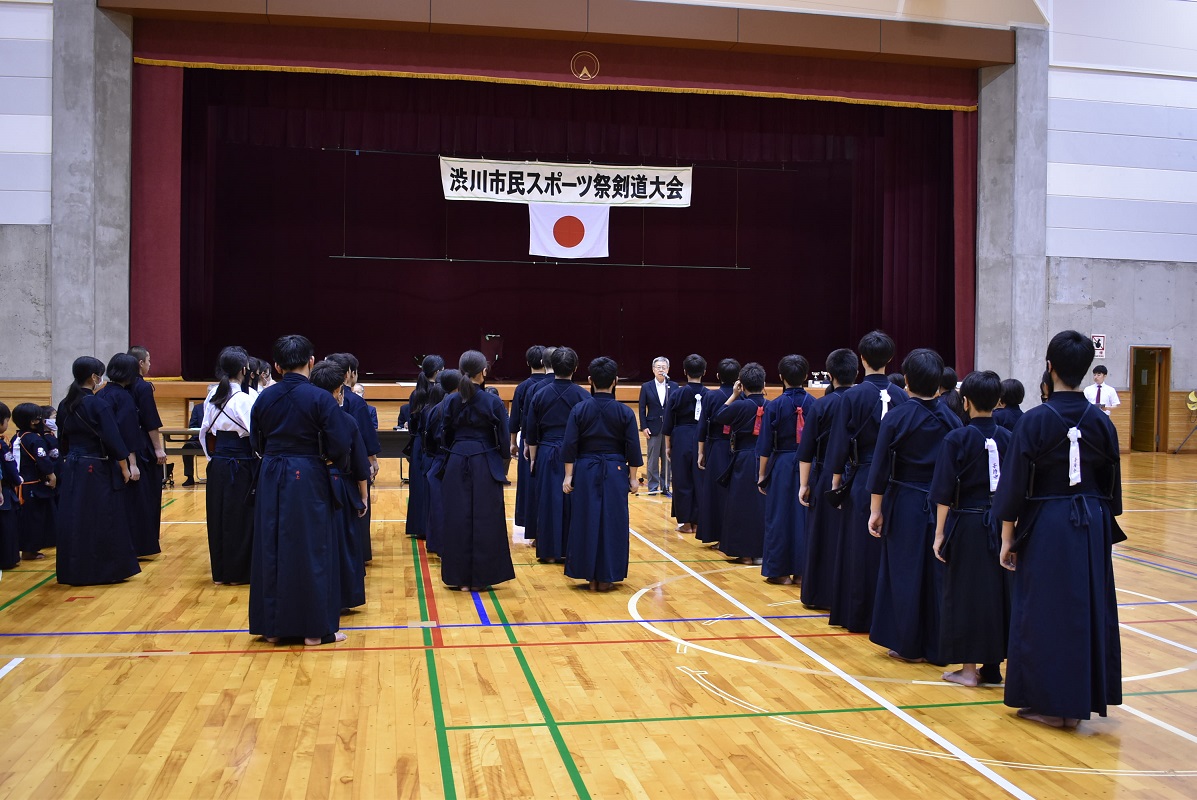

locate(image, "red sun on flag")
[[553, 215, 586, 248]]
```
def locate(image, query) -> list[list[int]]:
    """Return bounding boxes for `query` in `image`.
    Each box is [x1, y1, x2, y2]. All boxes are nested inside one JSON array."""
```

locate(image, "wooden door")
[[1130, 347, 1171, 452]]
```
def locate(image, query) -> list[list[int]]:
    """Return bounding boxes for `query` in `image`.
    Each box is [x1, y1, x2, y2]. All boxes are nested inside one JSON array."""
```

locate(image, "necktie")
[[1096, 385, 1102, 405]]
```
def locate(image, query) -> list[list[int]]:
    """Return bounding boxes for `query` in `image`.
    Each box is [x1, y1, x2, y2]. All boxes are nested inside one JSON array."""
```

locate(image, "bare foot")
[[1063, 718, 1081, 730], [942, 669, 979, 687], [304, 632, 347, 646], [1016, 708, 1065, 728], [765, 576, 794, 585], [888, 650, 927, 664], [595, 582, 617, 592], [264, 636, 279, 644]]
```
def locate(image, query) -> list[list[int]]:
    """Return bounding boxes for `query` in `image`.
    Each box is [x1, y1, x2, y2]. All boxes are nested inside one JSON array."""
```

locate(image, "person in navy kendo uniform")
[[420, 369, 461, 557], [0, 403, 22, 571], [9, 403, 58, 562], [54, 356, 139, 586], [710, 362, 770, 566], [994, 330, 1123, 730], [309, 360, 372, 614], [125, 346, 167, 558], [695, 358, 740, 546], [406, 355, 444, 541], [438, 350, 515, 592], [756, 355, 817, 586], [525, 347, 591, 565], [796, 348, 858, 611], [930, 370, 1012, 689], [662, 354, 709, 534], [509, 345, 551, 530], [865, 348, 961, 665], [638, 357, 677, 495], [249, 335, 355, 646], [993, 378, 1026, 433], [325, 353, 382, 564], [824, 330, 908, 633], [561, 356, 644, 592]]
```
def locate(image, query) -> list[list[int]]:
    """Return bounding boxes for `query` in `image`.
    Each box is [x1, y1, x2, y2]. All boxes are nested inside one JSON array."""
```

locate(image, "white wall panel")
[[1048, 196, 1197, 237], [0, 3, 53, 41], [1048, 163, 1197, 204], [1049, 69, 1197, 110], [1051, 0, 1197, 78], [0, 39, 52, 78], [1048, 130, 1197, 172], [1047, 228, 1197, 263], [0, 76, 51, 115], [0, 113, 50, 153], [0, 189, 49, 224], [1049, 98, 1197, 140]]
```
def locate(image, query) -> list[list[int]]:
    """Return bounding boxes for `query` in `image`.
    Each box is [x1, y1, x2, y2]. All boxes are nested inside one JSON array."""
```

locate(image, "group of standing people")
[[645, 329, 1122, 729], [407, 346, 644, 593], [0, 349, 168, 586]]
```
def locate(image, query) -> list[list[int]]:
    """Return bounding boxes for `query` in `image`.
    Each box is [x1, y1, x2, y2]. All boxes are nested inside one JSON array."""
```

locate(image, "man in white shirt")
[[1083, 365, 1120, 416]]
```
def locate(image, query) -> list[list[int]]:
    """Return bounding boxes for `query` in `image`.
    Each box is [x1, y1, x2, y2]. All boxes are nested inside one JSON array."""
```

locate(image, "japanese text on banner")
[[440, 157, 692, 207]]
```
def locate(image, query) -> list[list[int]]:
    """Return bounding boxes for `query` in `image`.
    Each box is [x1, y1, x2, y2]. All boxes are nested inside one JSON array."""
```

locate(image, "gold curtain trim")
[[133, 57, 978, 112]]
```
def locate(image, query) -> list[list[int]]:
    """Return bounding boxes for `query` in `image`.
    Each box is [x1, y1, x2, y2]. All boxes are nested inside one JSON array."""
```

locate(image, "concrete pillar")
[[975, 27, 1049, 396], [50, 4, 133, 400]]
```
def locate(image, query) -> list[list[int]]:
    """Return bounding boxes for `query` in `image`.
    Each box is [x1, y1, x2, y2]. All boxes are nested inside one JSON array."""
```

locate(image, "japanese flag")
[[529, 203, 609, 259]]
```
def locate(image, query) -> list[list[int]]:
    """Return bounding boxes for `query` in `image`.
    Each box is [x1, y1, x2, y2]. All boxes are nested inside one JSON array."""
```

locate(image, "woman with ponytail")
[[406, 354, 444, 540], [421, 369, 461, 556], [199, 346, 257, 584], [55, 356, 140, 585], [439, 351, 515, 592]]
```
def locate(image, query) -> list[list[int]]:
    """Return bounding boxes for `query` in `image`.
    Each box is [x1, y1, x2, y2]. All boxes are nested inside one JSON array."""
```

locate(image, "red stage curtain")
[[179, 69, 969, 382]]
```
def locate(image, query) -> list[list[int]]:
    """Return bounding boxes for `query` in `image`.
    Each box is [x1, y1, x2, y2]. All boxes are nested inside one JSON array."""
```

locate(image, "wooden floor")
[[0, 453, 1195, 799]]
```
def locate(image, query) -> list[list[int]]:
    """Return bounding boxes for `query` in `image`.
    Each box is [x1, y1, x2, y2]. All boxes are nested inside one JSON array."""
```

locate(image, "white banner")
[[440, 157, 692, 207]]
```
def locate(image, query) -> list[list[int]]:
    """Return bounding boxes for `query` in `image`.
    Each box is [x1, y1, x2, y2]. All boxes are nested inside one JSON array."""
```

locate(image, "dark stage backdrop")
[[182, 69, 960, 382]]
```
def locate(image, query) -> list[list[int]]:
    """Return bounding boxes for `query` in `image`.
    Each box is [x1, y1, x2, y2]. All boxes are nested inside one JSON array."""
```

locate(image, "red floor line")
[[416, 539, 445, 648], [185, 629, 865, 656]]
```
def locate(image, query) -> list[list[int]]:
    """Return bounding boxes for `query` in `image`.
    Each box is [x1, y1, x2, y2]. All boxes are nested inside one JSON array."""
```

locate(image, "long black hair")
[[410, 354, 445, 416], [457, 350, 488, 403], [212, 346, 250, 409], [105, 353, 141, 387], [61, 356, 106, 416]]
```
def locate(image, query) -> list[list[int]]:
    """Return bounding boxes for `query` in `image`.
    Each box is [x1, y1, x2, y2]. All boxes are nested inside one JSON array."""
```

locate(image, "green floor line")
[[489, 589, 591, 800], [0, 573, 57, 613], [160, 498, 176, 510], [2, 569, 57, 573], [410, 537, 456, 800], [443, 686, 1197, 733]]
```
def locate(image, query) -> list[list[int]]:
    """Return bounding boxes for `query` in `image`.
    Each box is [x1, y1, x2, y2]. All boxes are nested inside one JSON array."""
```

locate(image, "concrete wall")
[[1047, 257, 1197, 390], [0, 224, 51, 379]]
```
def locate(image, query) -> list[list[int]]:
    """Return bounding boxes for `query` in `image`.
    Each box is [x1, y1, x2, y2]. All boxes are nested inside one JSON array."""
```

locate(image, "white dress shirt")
[[199, 383, 256, 458], [1083, 382, 1120, 415]]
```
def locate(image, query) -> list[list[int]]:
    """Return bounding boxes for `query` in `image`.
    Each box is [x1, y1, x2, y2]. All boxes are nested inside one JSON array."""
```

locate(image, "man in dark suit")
[[638, 357, 678, 495]]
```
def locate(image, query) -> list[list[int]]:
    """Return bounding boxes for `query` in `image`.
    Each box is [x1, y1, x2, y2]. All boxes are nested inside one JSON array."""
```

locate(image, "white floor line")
[[1120, 624, 1197, 656], [1116, 588, 1197, 618], [1121, 704, 1197, 747], [0, 658, 24, 680], [1120, 508, 1197, 513], [628, 528, 1034, 800]]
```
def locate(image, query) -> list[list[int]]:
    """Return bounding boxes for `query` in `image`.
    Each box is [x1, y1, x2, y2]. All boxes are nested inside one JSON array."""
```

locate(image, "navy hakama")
[[54, 391, 140, 586], [439, 390, 515, 590], [824, 374, 908, 632], [563, 394, 644, 585], [510, 373, 550, 528], [867, 398, 960, 663], [525, 379, 591, 562], [931, 418, 1012, 668], [994, 392, 1122, 720], [422, 397, 451, 556], [329, 427, 369, 612], [11, 430, 57, 552], [342, 389, 380, 563], [662, 383, 709, 525], [712, 394, 768, 560], [757, 387, 816, 580], [127, 376, 164, 558], [695, 385, 733, 544], [797, 386, 849, 609], [406, 410, 429, 540], [205, 433, 257, 584], [0, 441, 21, 568], [249, 373, 353, 642]]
